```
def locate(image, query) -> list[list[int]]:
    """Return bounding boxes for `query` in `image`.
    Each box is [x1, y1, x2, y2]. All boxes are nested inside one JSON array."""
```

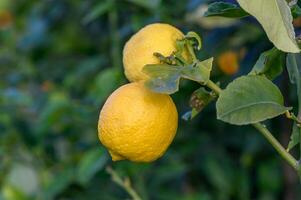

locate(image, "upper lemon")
[[98, 82, 178, 162], [123, 23, 185, 82]]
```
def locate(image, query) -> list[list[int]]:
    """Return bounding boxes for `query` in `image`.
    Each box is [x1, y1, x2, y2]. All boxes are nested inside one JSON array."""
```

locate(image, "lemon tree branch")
[[106, 167, 142, 200], [205, 81, 299, 171]]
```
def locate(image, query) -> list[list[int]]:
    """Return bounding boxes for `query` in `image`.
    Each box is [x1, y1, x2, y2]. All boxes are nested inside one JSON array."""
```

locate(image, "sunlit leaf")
[[237, 0, 300, 53]]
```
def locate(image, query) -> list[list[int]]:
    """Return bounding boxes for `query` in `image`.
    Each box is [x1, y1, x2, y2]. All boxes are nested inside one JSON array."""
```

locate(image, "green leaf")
[[143, 58, 213, 94], [76, 148, 108, 185], [143, 64, 182, 94], [286, 53, 301, 85], [286, 53, 301, 115], [185, 32, 202, 50], [287, 122, 301, 152], [182, 58, 213, 83], [237, 0, 300, 53], [82, 0, 113, 24], [249, 48, 285, 80], [291, 4, 301, 18], [204, 2, 249, 18], [42, 166, 74, 199], [189, 87, 216, 119], [216, 75, 291, 125], [89, 68, 124, 104], [205, 1, 301, 19], [125, 0, 161, 9]]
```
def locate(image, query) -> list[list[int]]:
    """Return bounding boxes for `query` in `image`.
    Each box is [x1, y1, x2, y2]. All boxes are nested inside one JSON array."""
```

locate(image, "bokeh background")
[[1, 0, 301, 199]]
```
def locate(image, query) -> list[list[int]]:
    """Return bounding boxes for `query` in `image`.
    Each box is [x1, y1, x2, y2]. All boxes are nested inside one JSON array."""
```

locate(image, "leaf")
[[186, 31, 202, 50], [249, 48, 285, 80], [286, 54, 301, 133], [287, 122, 301, 152], [182, 58, 213, 83], [237, 0, 300, 53], [42, 166, 74, 200], [125, 0, 161, 9], [189, 87, 216, 118], [76, 148, 108, 185], [182, 87, 216, 121], [143, 64, 182, 94], [89, 68, 124, 104], [286, 53, 301, 85], [205, 1, 301, 20], [286, 53, 301, 116], [291, 4, 301, 18], [82, 0, 113, 24], [143, 58, 213, 94], [204, 2, 249, 18], [216, 75, 291, 125]]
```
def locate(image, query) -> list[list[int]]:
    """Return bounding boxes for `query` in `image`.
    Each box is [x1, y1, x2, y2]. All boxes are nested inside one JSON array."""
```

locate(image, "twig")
[[205, 81, 299, 171], [106, 167, 142, 200]]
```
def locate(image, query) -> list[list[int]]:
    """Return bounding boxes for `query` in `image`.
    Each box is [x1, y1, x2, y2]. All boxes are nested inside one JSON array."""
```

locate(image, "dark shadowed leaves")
[[76, 148, 108, 185], [287, 122, 301, 152], [204, 2, 249, 18], [249, 48, 285, 80], [189, 87, 216, 119]]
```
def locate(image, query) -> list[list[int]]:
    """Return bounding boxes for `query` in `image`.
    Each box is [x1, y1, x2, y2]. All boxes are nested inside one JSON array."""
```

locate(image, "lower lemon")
[[98, 82, 178, 162]]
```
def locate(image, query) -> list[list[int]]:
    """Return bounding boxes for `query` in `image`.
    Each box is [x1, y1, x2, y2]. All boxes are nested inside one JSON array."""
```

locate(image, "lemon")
[[123, 23, 185, 82], [217, 51, 239, 75], [98, 82, 178, 162]]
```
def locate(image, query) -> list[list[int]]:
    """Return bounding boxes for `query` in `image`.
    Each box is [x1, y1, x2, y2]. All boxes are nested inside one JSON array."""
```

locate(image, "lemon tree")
[[98, 0, 301, 180]]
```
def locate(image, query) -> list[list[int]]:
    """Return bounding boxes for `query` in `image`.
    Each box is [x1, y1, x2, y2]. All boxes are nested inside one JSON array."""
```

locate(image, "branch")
[[106, 167, 142, 200], [205, 81, 299, 171]]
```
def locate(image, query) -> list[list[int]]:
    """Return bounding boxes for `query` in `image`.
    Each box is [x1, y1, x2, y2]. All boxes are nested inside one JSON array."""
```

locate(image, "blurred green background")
[[1, 0, 301, 199]]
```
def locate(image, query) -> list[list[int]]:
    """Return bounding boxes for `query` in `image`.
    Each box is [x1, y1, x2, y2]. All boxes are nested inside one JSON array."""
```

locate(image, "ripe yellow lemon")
[[123, 23, 186, 82], [217, 51, 239, 75], [98, 82, 178, 162]]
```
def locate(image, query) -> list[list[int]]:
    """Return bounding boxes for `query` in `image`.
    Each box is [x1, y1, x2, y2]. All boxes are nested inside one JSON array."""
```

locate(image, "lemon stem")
[[205, 80, 299, 171], [186, 41, 198, 63], [106, 167, 142, 200]]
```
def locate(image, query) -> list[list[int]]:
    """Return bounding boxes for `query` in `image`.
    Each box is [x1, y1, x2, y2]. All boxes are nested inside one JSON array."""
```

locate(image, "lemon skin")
[[98, 82, 178, 162], [123, 23, 185, 82]]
